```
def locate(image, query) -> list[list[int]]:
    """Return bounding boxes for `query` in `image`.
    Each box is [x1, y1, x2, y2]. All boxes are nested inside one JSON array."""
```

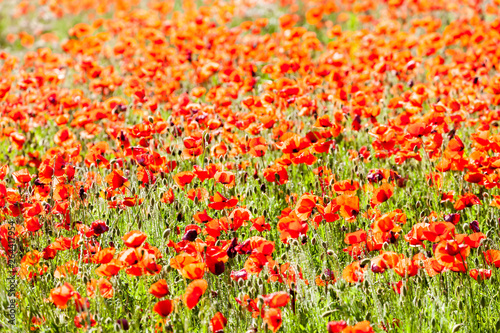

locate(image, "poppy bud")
[[274, 173, 281, 183], [148, 116, 154, 123], [469, 220, 480, 233], [300, 234, 308, 244], [360, 258, 371, 268], [116, 318, 129, 330], [163, 229, 171, 239], [211, 261, 225, 275], [367, 170, 383, 183], [91, 220, 109, 236], [226, 238, 238, 258], [397, 176, 407, 188], [371, 264, 383, 273], [326, 249, 334, 256], [321, 241, 328, 249], [388, 231, 397, 244], [444, 213, 460, 225], [256, 297, 263, 309], [182, 229, 198, 242], [311, 237, 317, 245]]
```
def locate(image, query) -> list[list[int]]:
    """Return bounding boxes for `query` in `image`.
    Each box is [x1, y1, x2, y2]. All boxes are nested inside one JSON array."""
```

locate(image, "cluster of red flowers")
[[1, 0, 500, 331]]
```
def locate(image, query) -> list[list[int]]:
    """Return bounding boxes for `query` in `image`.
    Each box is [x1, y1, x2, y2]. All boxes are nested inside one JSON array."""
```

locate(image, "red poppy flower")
[[153, 299, 173, 317]]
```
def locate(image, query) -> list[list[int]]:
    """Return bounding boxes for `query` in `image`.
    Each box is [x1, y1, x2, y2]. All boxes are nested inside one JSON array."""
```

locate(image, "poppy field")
[[2, 0, 500, 331]]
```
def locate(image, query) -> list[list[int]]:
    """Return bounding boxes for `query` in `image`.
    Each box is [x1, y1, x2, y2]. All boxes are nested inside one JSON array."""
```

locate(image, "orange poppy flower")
[[187, 188, 209, 202], [263, 308, 282, 333], [12, 168, 32, 184], [183, 279, 208, 309], [122, 230, 147, 248], [161, 188, 175, 204], [264, 292, 290, 308], [173, 171, 196, 188], [105, 170, 129, 190], [95, 259, 124, 277], [50, 283, 75, 309], [149, 280, 169, 298], [263, 164, 289, 185], [483, 249, 500, 268], [214, 171, 235, 188], [342, 261, 366, 283], [210, 312, 227, 332], [343, 321, 375, 333], [370, 183, 394, 207], [434, 239, 470, 272], [208, 192, 238, 210], [294, 193, 317, 221]]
